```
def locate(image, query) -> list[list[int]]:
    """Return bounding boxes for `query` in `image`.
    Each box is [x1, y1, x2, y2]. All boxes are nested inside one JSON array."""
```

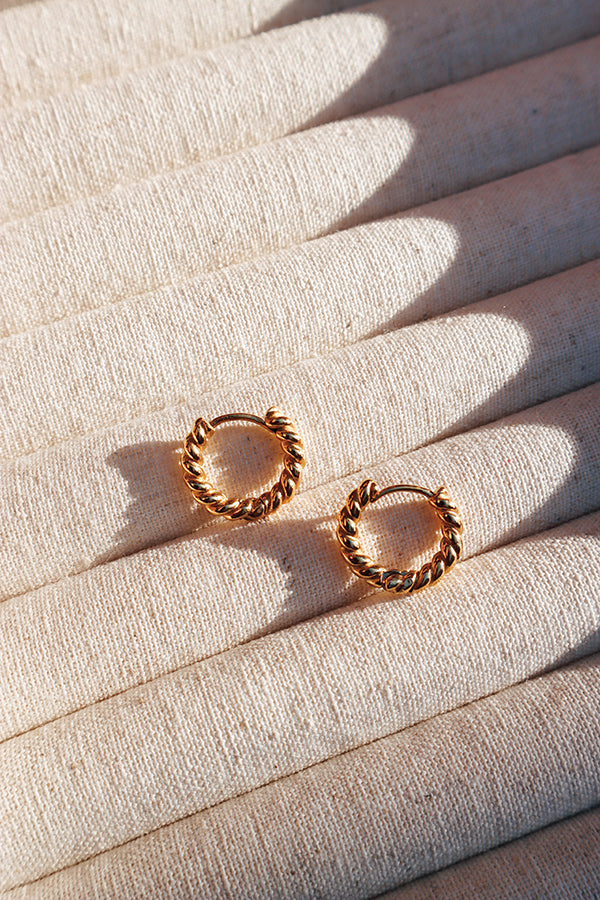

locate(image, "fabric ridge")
[[381, 807, 600, 898], [1, 146, 599, 455], [2, 37, 600, 334], [1, 0, 599, 895], [3, 0, 600, 220], [4, 656, 600, 895]]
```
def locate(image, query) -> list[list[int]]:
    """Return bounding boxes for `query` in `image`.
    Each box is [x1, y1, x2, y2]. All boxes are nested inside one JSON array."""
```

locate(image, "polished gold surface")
[[336, 479, 463, 594], [181, 406, 305, 520]]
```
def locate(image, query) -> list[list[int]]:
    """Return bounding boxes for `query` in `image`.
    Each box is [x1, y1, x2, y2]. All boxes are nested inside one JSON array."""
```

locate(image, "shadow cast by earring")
[[106, 438, 199, 558], [199, 508, 376, 639]]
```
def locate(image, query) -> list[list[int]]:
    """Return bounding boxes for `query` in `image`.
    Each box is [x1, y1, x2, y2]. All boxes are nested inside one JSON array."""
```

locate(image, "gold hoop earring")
[[337, 479, 463, 593], [182, 407, 305, 520]]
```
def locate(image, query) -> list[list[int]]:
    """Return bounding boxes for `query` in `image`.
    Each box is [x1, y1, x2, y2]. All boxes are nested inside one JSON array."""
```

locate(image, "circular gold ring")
[[181, 406, 305, 520], [337, 479, 463, 593]]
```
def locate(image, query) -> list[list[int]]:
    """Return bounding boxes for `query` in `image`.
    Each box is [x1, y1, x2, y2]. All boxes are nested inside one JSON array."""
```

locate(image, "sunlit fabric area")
[[1, 0, 600, 896]]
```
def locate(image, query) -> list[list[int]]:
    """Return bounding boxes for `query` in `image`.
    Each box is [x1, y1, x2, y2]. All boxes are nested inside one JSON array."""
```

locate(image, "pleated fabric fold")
[[2, 0, 599, 893], [381, 806, 600, 899], [2, 259, 600, 599], [2, 146, 599, 456], [2, 380, 599, 740], [2, 37, 600, 334], [5, 654, 600, 895], [0, 0, 360, 108], [3, 0, 600, 220]]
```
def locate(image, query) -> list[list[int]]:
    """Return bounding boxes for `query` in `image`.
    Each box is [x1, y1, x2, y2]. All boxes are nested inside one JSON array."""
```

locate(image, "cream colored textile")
[[5, 654, 600, 895], [0, 0, 358, 107], [3, 2, 600, 220], [2, 381, 600, 738], [382, 806, 600, 899], [2, 147, 600, 456], [2, 260, 600, 599], [1, 0, 600, 895], [0, 378, 600, 737], [3, 36, 600, 332], [2, 0, 599, 111]]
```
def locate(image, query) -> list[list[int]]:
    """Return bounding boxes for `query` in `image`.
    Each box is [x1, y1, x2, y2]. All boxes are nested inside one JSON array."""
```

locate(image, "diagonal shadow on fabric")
[[107, 0, 600, 702]]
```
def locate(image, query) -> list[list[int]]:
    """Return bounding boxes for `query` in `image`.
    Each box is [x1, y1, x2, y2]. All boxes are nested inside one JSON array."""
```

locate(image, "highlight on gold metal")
[[181, 407, 305, 520], [336, 479, 463, 594]]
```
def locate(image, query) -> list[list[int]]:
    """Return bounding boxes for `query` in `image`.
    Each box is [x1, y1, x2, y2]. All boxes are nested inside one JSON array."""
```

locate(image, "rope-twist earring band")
[[337, 479, 463, 593], [181, 407, 305, 520]]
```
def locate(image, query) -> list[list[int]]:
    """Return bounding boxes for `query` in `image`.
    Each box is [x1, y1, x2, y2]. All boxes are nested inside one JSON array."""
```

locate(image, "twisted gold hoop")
[[181, 407, 305, 520], [337, 479, 463, 593]]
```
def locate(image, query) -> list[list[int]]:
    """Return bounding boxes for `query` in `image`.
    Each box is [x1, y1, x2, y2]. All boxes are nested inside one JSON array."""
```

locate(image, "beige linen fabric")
[[1, 0, 600, 895], [5, 654, 600, 895], [2, 382, 599, 739], [2, 511, 600, 884], [2, 259, 599, 599], [0, 0, 359, 107], [2, 0, 599, 110], [382, 806, 600, 899], [2, 36, 600, 333], [2, 146, 600, 455], [3, 0, 600, 219]]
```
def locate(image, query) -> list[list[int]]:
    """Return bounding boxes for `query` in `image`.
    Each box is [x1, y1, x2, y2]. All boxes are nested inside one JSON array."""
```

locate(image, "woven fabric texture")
[[1, 0, 599, 896], [384, 807, 600, 899]]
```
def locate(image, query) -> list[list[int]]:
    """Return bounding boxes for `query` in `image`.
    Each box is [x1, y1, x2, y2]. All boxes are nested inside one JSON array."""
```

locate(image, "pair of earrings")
[[181, 406, 463, 595]]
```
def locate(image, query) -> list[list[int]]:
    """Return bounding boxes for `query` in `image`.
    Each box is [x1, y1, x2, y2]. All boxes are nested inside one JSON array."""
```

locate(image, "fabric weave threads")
[[2, 146, 599, 456], [2, 260, 599, 600], [2, 37, 600, 334], [382, 806, 600, 899], [2, 0, 599, 893], [0, 0, 359, 108], [3, 0, 599, 219], [4, 654, 600, 895], [1, 381, 598, 740]]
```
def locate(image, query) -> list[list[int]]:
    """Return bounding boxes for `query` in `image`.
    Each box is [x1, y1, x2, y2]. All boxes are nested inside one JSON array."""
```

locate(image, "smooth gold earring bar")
[[337, 479, 463, 594]]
